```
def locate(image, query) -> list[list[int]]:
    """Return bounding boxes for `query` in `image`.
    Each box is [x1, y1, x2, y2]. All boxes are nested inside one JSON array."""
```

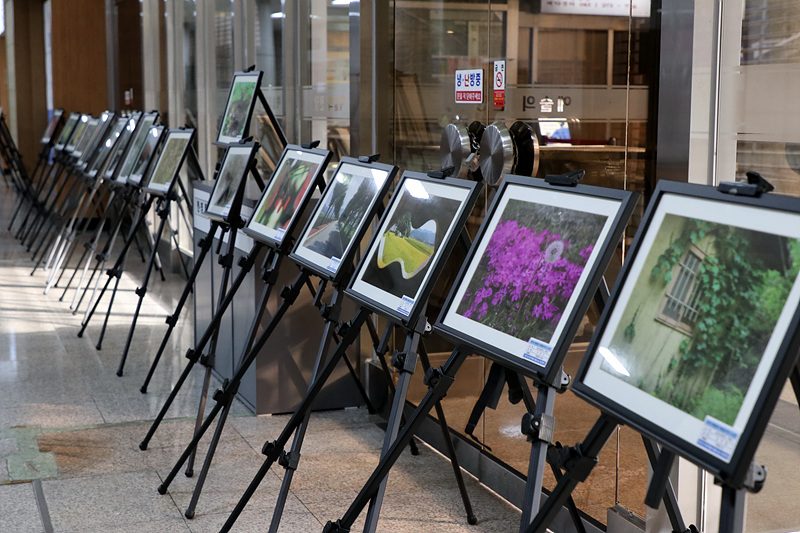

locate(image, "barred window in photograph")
[[658, 247, 704, 333]]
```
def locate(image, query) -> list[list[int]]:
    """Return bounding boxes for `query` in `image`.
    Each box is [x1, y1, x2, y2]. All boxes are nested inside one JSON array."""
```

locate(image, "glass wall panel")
[[302, 0, 350, 169], [183, 0, 198, 129], [710, 2, 800, 530], [394, 1, 658, 525], [253, 0, 285, 179], [215, 0, 235, 143]]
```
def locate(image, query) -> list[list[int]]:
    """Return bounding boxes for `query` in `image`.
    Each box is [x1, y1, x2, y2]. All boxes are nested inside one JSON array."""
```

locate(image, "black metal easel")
[[60, 180, 135, 307], [151, 207, 377, 513], [138, 240, 269, 449], [76, 191, 157, 346], [75, 127, 171, 345], [216, 300, 476, 533], [71, 186, 149, 315], [29, 115, 115, 269], [23, 145, 82, 255], [139, 146, 263, 392], [8, 112, 61, 230], [154, 265, 312, 493], [43, 163, 112, 293], [115, 148, 203, 375]]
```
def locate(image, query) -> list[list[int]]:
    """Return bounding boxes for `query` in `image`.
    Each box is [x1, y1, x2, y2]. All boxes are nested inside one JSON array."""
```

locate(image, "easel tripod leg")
[[365, 318, 419, 456], [265, 286, 344, 532], [362, 327, 424, 533], [524, 415, 618, 533], [325, 348, 470, 533], [140, 224, 220, 393], [418, 342, 475, 524], [158, 270, 308, 496], [138, 246, 264, 449], [219, 310, 370, 533], [117, 203, 171, 375]]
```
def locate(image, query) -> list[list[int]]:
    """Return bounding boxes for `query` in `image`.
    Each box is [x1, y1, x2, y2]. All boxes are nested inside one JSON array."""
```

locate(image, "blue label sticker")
[[523, 338, 553, 367], [697, 416, 738, 461], [397, 295, 414, 316], [326, 256, 341, 273]]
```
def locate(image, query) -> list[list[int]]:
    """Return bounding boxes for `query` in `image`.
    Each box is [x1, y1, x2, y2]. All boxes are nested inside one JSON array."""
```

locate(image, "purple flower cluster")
[[458, 219, 593, 341]]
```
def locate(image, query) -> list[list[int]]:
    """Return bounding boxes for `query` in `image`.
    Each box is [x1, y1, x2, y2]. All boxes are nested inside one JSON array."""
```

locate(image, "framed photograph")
[[436, 176, 637, 384], [243, 144, 332, 250], [216, 71, 263, 145], [204, 143, 258, 223], [71, 117, 102, 164], [127, 126, 165, 187], [76, 115, 115, 172], [573, 180, 800, 486], [100, 111, 142, 181], [348, 172, 480, 326], [290, 158, 398, 284], [53, 113, 81, 152], [143, 129, 195, 196], [40, 109, 64, 145], [86, 116, 128, 179], [65, 114, 92, 154], [116, 113, 160, 184]]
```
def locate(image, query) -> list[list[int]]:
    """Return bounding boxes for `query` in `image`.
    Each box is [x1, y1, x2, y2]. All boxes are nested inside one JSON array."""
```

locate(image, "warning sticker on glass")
[[523, 338, 553, 367], [326, 256, 341, 273], [397, 295, 414, 316], [697, 416, 738, 462]]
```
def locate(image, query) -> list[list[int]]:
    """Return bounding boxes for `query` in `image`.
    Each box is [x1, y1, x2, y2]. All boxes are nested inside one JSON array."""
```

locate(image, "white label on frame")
[[326, 256, 341, 274], [455, 69, 484, 104], [698, 416, 738, 461], [524, 338, 553, 367], [397, 295, 414, 316], [275, 228, 286, 239]]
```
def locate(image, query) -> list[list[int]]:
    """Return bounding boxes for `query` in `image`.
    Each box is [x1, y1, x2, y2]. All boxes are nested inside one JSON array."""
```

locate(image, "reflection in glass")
[[741, 1, 800, 65]]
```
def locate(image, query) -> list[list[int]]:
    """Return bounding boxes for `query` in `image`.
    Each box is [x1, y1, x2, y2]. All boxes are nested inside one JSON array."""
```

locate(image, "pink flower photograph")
[[456, 199, 607, 342]]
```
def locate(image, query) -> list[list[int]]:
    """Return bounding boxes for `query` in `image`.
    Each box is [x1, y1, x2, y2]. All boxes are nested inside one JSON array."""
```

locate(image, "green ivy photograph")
[[600, 214, 800, 426]]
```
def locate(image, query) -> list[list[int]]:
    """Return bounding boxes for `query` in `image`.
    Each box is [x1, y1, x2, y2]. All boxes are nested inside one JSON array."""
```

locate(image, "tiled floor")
[[0, 190, 521, 532]]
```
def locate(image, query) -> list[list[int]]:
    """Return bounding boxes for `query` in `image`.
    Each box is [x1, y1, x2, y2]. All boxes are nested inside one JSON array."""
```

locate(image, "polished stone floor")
[[0, 191, 522, 533]]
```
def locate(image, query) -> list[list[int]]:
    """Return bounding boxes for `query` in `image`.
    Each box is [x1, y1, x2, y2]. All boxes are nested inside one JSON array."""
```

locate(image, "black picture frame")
[[216, 70, 264, 145], [126, 125, 165, 187], [85, 115, 128, 179], [573, 179, 800, 487], [100, 111, 143, 181], [347, 172, 480, 326], [53, 112, 81, 152], [64, 114, 92, 155], [435, 175, 637, 385], [71, 116, 103, 164], [143, 128, 195, 197], [290, 157, 398, 284], [75, 113, 114, 172], [40, 109, 64, 145], [242, 144, 332, 251], [203, 142, 258, 224], [113, 112, 160, 184]]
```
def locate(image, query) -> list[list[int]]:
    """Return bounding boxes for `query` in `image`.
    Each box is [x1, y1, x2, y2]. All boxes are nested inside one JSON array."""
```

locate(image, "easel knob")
[[427, 166, 456, 179]]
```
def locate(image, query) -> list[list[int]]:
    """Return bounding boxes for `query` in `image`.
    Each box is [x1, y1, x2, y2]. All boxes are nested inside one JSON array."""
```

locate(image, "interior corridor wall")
[[49, 0, 108, 116], [4, 0, 47, 165]]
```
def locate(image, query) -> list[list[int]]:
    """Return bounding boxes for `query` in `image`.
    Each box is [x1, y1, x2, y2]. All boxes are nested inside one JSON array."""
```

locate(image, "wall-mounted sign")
[[541, 0, 651, 18], [455, 69, 483, 104], [493, 61, 505, 108]]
